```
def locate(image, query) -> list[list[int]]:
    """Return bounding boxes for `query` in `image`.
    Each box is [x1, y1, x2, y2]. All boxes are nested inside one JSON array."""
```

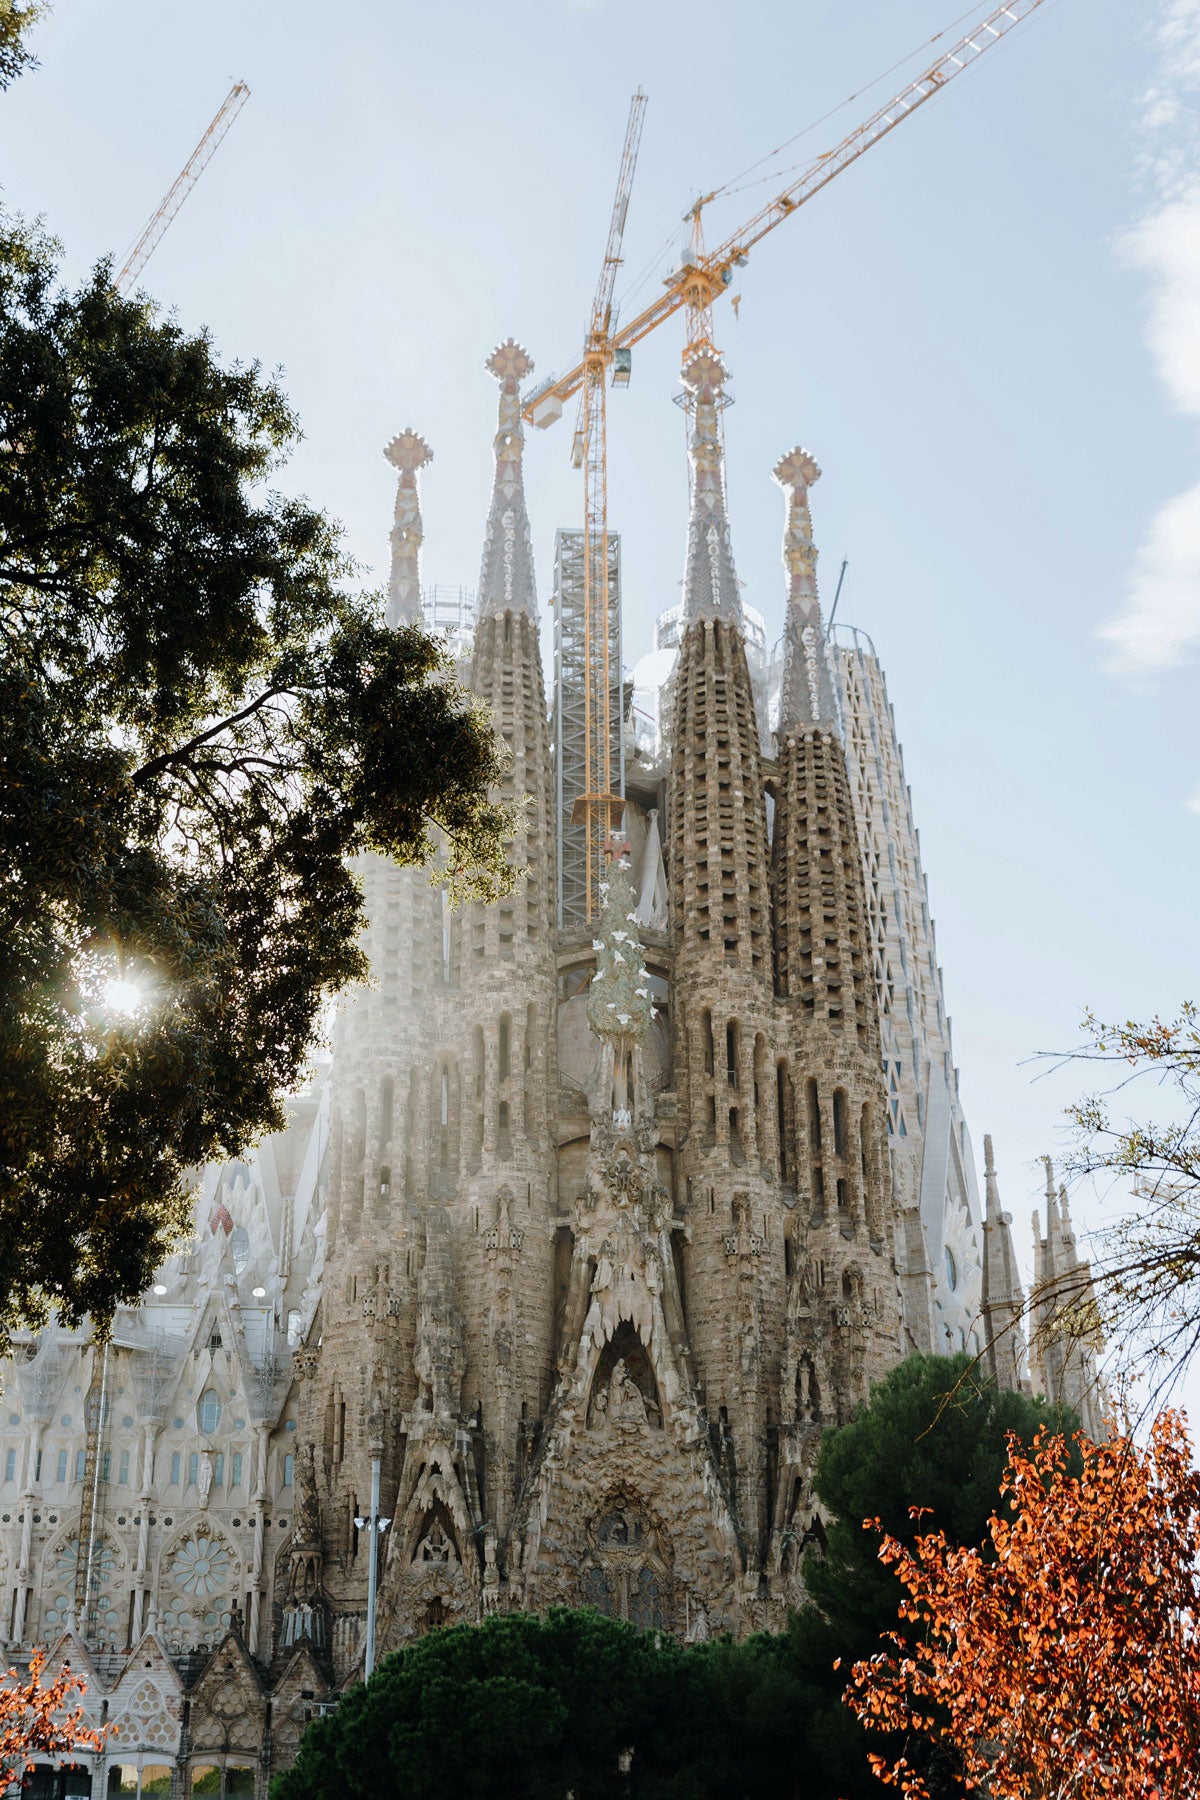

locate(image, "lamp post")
[[353, 1455, 390, 1680]]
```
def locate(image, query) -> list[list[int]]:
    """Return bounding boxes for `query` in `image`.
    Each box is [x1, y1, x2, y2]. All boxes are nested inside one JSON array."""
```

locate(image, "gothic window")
[[283, 1454, 294, 1488], [170, 1452, 181, 1486], [582, 1500, 670, 1629], [75, 1449, 86, 1482], [230, 1227, 250, 1275], [197, 1390, 221, 1435], [119, 1450, 129, 1485], [629, 1566, 664, 1632], [231, 1453, 243, 1487], [3, 1448, 13, 1481], [56, 1450, 66, 1484], [582, 1563, 615, 1614]]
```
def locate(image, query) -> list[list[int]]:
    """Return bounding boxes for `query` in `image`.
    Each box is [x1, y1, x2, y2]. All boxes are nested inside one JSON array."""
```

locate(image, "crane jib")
[[521, 0, 1049, 425]]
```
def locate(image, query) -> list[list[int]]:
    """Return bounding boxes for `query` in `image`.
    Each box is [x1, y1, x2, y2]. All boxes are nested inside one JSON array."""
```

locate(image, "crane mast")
[[114, 82, 250, 294], [565, 89, 647, 921], [529, 0, 1050, 920]]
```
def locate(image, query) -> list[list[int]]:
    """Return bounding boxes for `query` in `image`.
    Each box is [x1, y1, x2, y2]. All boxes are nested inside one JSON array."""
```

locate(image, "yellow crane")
[[114, 81, 250, 294], [526, 0, 1052, 914], [557, 89, 647, 920]]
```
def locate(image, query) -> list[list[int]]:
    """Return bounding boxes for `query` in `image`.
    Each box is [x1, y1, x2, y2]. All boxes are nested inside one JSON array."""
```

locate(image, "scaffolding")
[[421, 585, 476, 659], [553, 529, 623, 928]]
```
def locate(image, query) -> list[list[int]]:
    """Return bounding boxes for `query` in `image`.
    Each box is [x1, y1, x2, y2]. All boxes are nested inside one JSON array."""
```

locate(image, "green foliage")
[[271, 1610, 863, 1800], [0, 1, 42, 90], [809, 1351, 1079, 1647], [0, 217, 513, 1342]]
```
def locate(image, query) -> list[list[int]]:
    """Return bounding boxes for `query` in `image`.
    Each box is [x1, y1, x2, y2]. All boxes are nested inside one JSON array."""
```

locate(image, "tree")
[[0, 217, 512, 1343], [807, 1352, 1077, 1648], [269, 1608, 858, 1800], [1044, 1004, 1200, 1392], [846, 1409, 1200, 1800], [0, 1651, 107, 1786], [272, 1610, 668, 1800], [0, 1, 42, 91], [762, 1354, 1076, 1799]]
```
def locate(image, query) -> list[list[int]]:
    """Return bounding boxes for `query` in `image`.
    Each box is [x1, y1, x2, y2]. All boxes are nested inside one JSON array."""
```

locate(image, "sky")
[[4, 0, 1198, 1404]]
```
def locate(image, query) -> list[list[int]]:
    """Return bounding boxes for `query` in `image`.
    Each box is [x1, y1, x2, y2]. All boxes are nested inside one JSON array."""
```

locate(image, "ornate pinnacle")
[[679, 349, 741, 623], [486, 338, 535, 386], [384, 427, 432, 629], [774, 441, 837, 733], [478, 340, 537, 620], [384, 427, 433, 475]]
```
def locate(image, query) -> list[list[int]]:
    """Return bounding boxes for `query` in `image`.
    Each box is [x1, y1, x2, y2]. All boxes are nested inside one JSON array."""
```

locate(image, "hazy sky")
[[5, 0, 1199, 1399]]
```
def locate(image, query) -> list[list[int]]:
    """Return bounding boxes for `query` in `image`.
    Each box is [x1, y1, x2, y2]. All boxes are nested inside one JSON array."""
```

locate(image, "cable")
[[707, 2, 1009, 204]]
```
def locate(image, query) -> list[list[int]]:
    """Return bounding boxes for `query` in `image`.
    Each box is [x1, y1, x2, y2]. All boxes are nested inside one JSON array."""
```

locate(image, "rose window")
[[172, 1535, 231, 1596]]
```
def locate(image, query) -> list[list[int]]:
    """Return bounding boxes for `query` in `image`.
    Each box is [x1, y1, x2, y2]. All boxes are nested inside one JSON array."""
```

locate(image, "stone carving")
[[415, 1522, 454, 1565]]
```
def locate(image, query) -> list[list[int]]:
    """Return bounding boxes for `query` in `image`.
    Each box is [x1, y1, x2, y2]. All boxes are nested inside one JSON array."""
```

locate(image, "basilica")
[[0, 341, 1103, 1799]]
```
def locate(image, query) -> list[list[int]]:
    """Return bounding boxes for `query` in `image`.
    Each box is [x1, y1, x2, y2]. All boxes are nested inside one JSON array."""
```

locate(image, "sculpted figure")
[[593, 1241, 615, 1293]]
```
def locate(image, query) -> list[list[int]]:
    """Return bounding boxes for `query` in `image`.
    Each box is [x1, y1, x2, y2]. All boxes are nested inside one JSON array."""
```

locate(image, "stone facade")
[[0, 340, 1100, 1796]]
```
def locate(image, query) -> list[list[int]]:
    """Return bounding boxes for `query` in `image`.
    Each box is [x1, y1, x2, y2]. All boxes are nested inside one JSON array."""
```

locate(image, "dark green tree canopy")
[[0, 218, 511, 1341], [270, 1609, 860, 1800], [809, 1351, 1080, 1647]]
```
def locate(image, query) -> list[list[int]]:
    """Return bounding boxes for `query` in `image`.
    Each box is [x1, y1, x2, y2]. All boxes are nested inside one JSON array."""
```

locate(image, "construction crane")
[[114, 81, 250, 294], [555, 89, 647, 922], [525, 0, 1052, 913]]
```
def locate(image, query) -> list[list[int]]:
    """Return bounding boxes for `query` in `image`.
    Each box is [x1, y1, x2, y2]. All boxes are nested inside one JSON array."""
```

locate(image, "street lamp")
[[353, 1456, 390, 1680]]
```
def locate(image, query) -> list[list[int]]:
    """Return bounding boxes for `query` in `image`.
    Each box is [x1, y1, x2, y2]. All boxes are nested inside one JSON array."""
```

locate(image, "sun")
[[103, 977, 144, 1016]]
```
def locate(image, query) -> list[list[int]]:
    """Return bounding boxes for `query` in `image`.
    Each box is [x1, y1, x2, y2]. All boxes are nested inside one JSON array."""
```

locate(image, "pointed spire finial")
[[478, 339, 537, 620], [680, 349, 742, 624], [774, 444, 838, 732], [383, 428, 432, 628], [983, 1132, 996, 1177]]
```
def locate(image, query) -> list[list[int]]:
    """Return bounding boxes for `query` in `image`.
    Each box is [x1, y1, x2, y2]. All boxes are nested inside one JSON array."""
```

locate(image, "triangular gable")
[[187, 1628, 268, 1759], [189, 1625, 267, 1705], [269, 1641, 332, 1768], [110, 1629, 183, 1701], [273, 1640, 329, 1704], [106, 1632, 183, 1759], [41, 1628, 104, 1725]]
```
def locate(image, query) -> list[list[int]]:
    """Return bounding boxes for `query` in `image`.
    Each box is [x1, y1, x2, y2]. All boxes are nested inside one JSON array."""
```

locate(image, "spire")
[[773, 446, 839, 732], [383, 428, 432, 628], [980, 1133, 1026, 1393], [680, 349, 742, 625], [478, 339, 538, 621]]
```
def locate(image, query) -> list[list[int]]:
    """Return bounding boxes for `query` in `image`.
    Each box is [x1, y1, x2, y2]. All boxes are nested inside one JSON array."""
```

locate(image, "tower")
[[830, 624, 985, 1357], [767, 447, 899, 1573], [979, 1134, 1027, 1394], [369, 340, 561, 1642], [1030, 1160, 1106, 1437]]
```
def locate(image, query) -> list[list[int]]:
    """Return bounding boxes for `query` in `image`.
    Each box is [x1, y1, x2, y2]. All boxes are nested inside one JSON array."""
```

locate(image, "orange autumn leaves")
[[846, 1410, 1200, 1800], [0, 1652, 106, 1786]]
